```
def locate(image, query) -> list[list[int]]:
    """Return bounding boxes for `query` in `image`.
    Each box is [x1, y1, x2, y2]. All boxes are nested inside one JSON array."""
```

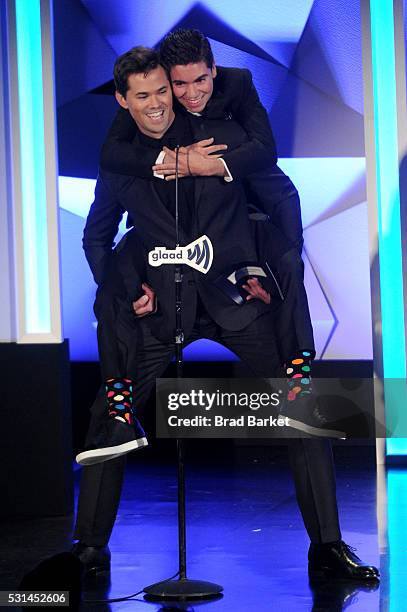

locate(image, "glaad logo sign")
[[148, 235, 213, 274]]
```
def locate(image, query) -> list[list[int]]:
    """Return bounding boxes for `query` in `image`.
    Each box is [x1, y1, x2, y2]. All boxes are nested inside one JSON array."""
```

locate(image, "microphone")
[[175, 144, 180, 248]]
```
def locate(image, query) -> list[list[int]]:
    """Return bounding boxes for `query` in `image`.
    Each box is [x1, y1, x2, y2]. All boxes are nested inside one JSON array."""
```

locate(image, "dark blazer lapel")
[[203, 90, 226, 119], [130, 130, 179, 235], [202, 67, 232, 119]]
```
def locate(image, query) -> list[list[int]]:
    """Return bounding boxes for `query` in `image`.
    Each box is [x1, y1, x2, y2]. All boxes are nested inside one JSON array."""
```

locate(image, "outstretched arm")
[[101, 70, 277, 181], [102, 107, 228, 180], [153, 70, 277, 180]]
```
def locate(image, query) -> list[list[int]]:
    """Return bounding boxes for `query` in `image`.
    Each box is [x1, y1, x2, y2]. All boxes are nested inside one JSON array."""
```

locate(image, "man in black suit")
[[72, 46, 379, 584], [100, 29, 320, 436]]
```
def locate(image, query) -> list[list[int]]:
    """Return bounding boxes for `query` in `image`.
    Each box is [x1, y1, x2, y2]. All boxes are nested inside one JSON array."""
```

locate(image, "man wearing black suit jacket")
[[72, 46, 379, 584], [100, 30, 320, 436]]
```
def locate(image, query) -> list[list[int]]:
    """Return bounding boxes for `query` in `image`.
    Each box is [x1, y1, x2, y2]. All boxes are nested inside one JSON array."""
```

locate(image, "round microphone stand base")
[[143, 578, 223, 600]]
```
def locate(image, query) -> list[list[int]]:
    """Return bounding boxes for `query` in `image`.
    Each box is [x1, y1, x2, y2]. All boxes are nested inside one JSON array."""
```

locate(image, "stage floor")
[[0, 446, 391, 611]]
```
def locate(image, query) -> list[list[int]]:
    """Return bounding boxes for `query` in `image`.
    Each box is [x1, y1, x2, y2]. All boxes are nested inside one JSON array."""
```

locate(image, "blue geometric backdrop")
[[54, 0, 372, 361]]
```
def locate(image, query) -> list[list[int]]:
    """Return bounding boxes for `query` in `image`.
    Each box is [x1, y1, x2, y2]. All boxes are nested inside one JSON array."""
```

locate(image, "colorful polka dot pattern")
[[286, 351, 313, 401], [105, 377, 133, 424]]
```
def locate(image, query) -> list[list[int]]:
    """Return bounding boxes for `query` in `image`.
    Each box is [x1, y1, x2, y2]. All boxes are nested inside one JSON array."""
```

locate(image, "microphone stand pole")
[[143, 147, 223, 600]]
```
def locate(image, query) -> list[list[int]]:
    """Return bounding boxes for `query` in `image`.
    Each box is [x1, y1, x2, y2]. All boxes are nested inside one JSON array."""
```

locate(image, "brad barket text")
[[167, 415, 290, 428]]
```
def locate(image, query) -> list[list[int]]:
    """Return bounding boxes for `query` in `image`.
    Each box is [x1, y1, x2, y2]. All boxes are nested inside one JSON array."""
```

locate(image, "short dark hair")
[[159, 29, 214, 71], [114, 46, 160, 97]]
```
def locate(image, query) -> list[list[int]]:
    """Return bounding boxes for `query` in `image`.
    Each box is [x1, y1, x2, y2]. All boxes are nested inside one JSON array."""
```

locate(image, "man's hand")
[[132, 283, 157, 317], [186, 137, 228, 157], [241, 278, 271, 304], [152, 138, 227, 180]]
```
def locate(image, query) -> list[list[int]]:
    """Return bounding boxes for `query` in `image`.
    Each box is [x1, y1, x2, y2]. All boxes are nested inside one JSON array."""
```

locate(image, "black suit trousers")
[[74, 304, 341, 546], [94, 209, 315, 379]]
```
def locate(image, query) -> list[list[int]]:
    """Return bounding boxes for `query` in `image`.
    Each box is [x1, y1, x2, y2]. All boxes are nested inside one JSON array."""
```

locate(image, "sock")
[[286, 350, 313, 401], [105, 377, 133, 424]]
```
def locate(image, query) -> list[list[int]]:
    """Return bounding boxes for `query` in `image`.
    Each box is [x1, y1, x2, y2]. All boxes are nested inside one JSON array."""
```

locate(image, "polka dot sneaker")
[[76, 416, 148, 466]]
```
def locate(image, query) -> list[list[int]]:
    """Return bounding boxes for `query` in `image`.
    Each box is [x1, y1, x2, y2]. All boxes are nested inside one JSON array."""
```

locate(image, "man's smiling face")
[[115, 65, 174, 138], [170, 61, 217, 113]]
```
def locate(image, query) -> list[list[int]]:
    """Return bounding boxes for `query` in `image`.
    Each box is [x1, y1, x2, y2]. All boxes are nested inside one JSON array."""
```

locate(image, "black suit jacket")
[[99, 67, 301, 245], [84, 114, 270, 342]]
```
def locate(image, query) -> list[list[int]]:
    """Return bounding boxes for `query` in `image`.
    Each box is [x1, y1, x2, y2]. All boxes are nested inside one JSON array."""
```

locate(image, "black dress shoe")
[[71, 542, 111, 578], [308, 541, 380, 581]]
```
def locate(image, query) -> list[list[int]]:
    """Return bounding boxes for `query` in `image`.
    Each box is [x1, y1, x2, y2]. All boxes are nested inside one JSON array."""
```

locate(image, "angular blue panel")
[[54, 0, 116, 106], [291, 0, 363, 113], [81, 0, 313, 66]]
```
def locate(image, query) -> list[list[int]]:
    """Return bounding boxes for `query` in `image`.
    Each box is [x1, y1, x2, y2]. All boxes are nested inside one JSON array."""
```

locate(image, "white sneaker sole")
[[76, 437, 148, 466], [278, 415, 346, 439]]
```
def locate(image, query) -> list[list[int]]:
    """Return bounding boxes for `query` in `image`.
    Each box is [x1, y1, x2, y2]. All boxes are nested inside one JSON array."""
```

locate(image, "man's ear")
[[211, 63, 217, 79], [115, 91, 128, 109]]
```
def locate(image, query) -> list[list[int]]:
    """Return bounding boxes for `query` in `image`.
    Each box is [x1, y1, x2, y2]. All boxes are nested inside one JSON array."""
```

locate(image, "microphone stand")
[[143, 147, 223, 600]]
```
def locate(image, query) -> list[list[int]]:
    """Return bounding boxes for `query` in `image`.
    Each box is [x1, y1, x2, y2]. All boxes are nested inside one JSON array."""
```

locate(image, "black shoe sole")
[[278, 415, 346, 438], [308, 566, 380, 582], [76, 437, 148, 466]]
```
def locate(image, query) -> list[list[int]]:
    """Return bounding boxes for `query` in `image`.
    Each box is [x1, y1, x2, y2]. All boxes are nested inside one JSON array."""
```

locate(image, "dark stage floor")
[[0, 446, 393, 611]]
